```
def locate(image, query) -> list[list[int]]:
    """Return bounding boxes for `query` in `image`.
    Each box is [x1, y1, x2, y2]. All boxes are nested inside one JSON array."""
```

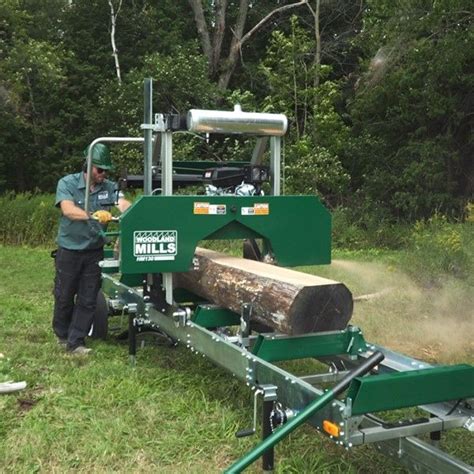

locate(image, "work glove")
[[92, 210, 113, 224]]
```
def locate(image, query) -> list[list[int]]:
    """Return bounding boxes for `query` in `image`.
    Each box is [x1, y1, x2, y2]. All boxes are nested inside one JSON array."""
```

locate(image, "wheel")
[[90, 290, 109, 339]]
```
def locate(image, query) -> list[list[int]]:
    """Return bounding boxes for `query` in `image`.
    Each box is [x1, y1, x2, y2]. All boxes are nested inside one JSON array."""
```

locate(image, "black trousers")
[[52, 247, 103, 350]]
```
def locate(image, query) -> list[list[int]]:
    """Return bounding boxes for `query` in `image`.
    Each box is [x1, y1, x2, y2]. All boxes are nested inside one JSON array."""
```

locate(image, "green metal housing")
[[347, 364, 474, 415], [119, 194, 331, 274]]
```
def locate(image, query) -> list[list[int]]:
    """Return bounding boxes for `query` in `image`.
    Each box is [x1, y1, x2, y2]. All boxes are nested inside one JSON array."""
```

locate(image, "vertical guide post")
[[143, 79, 154, 305], [160, 105, 174, 304], [270, 136, 281, 196], [143, 78, 153, 196], [161, 131, 173, 196], [128, 311, 137, 366]]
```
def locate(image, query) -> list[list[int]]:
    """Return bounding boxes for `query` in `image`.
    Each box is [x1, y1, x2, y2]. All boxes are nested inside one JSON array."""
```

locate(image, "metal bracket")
[[172, 307, 191, 328], [343, 397, 353, 418], [464, 417, 474, 432], [239, 303, 252, 349], [260, 384, 278, 402]]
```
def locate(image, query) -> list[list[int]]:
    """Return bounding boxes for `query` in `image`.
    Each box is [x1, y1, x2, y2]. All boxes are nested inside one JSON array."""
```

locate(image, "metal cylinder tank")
[[187, 107, 288, 136]]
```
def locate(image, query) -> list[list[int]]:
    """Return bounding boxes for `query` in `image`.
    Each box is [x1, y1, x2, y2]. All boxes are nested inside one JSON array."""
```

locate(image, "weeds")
[[402, 215, 473, 287], [0, 192, 58, 246]]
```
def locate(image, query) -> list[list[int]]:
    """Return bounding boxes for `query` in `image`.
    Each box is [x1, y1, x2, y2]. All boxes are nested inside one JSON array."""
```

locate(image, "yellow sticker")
[[241, 203, 269, 216], [254, 203, 269, 215], [194, 202, 227, 215], [194, 202, 209, 215]]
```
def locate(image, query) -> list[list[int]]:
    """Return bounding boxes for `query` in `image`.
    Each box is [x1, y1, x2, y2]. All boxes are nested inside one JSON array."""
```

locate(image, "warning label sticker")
[[193, 202, 226, 215], [241, 203, 269, 216], [133, 230, 177, 262]]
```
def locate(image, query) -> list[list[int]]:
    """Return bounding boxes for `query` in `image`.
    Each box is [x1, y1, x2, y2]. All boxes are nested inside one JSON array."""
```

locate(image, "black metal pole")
[[128, 312, 137, 364], [262, 399, 274, 472], [430, 414, 441, 446]]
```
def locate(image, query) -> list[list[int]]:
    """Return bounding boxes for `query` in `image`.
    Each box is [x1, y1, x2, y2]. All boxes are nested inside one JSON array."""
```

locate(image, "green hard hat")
[[83, 143, 113, 170]]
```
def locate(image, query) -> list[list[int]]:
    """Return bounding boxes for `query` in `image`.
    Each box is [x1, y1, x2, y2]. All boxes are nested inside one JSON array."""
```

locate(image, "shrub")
[[332, 207, 411, 250], [402, 214, 472, 286], [0, 193, 58, 246]]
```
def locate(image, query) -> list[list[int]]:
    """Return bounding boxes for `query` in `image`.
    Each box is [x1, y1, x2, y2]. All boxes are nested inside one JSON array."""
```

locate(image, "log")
[[175, 248, 353, 335]]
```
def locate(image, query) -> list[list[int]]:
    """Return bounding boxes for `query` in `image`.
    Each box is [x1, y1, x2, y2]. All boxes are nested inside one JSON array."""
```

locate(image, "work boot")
[[57, 338, 67, 348], [69, 346, 92, 355]]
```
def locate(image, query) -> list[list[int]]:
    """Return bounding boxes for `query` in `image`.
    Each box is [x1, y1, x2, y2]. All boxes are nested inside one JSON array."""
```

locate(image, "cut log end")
[[289, 284, 353, 334]]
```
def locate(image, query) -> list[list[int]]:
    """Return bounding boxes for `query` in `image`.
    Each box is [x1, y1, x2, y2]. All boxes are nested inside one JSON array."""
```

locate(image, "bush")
[[332, 207, 411, 250], [401, 215, 472, 286], [0, 193, 58, 246]]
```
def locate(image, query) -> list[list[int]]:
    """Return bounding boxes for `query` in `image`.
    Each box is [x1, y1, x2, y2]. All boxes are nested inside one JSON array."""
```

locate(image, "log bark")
[[175, 248, 353, 335]]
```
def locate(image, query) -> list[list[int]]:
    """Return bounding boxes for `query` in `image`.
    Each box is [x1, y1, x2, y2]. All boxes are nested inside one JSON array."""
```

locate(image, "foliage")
[[0, 193, 58, 246], [94, 46, 218, 173], [402, 215, 473, 286], [284, 139, 350, 202], [0, 0, 472, 223], [260, 17, 351, 205], [332, 206, 411, 250], [348, 0, 473, 220]]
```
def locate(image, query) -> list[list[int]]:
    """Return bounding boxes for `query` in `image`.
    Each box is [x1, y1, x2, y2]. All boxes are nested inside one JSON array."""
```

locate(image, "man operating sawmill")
[[52, 144, 130, 355]]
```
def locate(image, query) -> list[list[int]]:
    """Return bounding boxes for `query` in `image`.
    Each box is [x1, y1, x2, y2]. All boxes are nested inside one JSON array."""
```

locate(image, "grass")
[[0, 245, 473, 472]]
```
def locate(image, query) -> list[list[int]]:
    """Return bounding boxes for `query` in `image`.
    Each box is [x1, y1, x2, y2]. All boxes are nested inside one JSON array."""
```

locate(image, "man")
[[52, 143, 130, 354]]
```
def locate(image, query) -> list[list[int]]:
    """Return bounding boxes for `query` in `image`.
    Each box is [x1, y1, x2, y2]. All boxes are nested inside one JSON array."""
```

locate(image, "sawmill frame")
[[84, 79, 474, 473]]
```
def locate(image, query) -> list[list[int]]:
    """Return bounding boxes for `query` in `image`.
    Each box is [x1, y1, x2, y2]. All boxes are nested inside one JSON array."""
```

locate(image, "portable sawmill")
[[84, 79, 474, 473]]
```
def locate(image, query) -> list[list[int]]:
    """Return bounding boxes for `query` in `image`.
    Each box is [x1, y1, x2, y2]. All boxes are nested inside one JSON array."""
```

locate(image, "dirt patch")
[[17, 398, 37, 412]]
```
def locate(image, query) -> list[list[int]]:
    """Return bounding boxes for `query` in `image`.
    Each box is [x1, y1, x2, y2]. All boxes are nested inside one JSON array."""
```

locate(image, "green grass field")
[[0, 245, 472, 473]]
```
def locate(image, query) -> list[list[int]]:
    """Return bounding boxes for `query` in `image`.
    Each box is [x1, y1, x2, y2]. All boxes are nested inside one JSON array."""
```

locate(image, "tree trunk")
[[189, 0, 308, 90], [175, 248, 353, 335], [108, 0, 122, 84]]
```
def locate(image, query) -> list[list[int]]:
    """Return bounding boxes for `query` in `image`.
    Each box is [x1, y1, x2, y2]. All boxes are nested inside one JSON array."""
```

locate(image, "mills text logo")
[[133, 230, 177, 262]]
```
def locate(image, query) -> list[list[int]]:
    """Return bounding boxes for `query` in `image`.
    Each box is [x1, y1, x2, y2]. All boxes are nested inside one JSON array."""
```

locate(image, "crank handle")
[[235, 389, 263, 438]]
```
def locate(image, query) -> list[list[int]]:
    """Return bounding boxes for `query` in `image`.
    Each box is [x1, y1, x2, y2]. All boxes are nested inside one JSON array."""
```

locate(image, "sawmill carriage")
[[85, 79, 473, 473]]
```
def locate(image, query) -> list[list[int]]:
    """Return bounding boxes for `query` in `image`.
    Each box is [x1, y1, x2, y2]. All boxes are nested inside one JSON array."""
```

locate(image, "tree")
[[348, 0, 473, 219], [259, 17, 350, 204], [188, 0, 308, 90]]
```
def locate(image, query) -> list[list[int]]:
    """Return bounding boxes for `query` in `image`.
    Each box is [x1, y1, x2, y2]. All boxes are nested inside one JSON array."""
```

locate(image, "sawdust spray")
[[331, 259, 474, 363]]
